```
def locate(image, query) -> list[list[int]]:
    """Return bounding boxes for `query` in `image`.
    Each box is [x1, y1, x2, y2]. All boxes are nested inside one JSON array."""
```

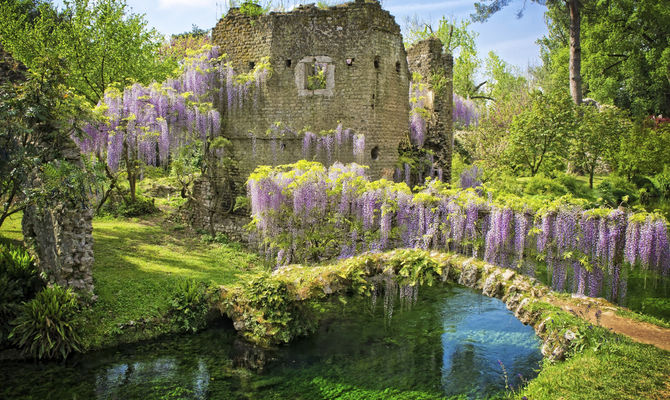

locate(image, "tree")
[[473, 0, 584, 105], [613, 117, 670, 181], [0, 45, 90, 229], [542, 0, 670, 116], [0, 0, 175, 105], [571, 105, 628, 188], [506, 90, 576, 176]]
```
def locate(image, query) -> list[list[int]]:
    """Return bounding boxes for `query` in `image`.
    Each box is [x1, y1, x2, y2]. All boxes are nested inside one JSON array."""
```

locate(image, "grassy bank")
[[518, 338, 670, 399], [0, 212, 264, 349]]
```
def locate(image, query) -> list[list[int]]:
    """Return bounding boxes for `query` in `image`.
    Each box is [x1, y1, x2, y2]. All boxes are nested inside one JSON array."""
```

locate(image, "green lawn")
[[0, 213, 264, 349], [519, 338, 670, 400]]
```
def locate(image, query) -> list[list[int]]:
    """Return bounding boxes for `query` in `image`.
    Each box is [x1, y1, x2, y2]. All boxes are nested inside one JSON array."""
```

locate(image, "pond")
[[0, 285, 543, 400]]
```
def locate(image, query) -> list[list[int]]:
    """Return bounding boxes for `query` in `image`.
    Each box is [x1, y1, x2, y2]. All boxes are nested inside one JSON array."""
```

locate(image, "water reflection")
[[440, 290, 543, 397], [1, 285, 543, 400]]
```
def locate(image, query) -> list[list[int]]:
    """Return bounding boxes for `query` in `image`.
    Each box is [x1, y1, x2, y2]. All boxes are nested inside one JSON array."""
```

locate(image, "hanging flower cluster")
[[247, 123, 365, 166], [409, 80, 429, 147], [75, 45, 271, 171], [459, 165, 483, 189], [453, 93, 479, 128], [248, 161, 670, 302]]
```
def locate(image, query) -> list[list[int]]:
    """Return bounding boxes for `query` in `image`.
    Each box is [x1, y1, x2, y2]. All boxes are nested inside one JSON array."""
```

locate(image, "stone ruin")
[[0, 44, 95, 295], [189, 0, 453, 237]]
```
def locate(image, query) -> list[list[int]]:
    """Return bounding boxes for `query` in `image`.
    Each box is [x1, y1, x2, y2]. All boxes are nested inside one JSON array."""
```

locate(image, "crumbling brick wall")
[[212, 0, 409, 188], [407, 37, 454, 182]]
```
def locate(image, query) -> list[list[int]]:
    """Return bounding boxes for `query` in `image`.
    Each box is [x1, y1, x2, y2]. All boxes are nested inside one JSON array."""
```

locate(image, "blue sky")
[[55, 0, 550, 70]]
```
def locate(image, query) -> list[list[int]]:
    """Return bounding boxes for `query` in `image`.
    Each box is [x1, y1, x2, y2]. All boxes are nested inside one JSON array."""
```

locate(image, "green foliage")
[[541, 0, 670, 116], [0, 244, 43, 346], [595, 175, 639, 207], [483, 51, 528, 104], [388, 250, 442, 287], [506, 90, 577, 176], [306, 62, 327, 90], [168, 279, 212, 333], [0, 244, 43, 299], [571, 105, 630, 188], [613, 118, 670, 180], [100, 194, 158, 217], [0, 0, 176, 104], [636, 297, 670, 321], [200, 232, 231, 245], [239, 1, 265, 18], [0, 47, 92, 230], [230, 273, 318, 344], [10, 285, 82, 359], [170, 140, 203, 200], [522, 173, 569, 198]]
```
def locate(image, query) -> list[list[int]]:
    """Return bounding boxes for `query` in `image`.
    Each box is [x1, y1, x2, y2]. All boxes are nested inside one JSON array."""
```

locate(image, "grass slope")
[[518, 338, 670, 399], [0, 213, 263, 349]]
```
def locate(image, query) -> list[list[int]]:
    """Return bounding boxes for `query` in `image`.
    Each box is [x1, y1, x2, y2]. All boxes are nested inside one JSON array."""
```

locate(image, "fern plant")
[[10, 286, 82, 359], [168, 279, 211, 333]]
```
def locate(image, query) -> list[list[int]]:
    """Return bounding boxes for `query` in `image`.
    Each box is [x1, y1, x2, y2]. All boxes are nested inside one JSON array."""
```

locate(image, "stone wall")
[[407, 37, 454, 182], [21, 142, 95, 295], [212, 0, 410, 190]]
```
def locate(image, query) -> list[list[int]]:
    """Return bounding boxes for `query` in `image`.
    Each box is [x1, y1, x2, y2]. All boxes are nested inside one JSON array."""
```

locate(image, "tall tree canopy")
[[0, 0, 175, 105], [540, 0, 670, 115], [473, 0, 584, 105]]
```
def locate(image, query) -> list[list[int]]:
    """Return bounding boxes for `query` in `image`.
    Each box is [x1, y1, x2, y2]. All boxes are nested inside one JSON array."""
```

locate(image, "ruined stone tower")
[[212, 0, 410, 185], [191, 1, 453, 237], [407, 37, 454, 182]]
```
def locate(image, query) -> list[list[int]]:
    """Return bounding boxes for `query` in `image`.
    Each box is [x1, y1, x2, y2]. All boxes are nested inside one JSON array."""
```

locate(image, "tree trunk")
[[568, 0, 582, 105]]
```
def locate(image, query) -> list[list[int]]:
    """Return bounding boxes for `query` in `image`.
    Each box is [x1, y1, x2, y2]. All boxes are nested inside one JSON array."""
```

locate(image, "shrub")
[[168, 279, 211, 333], [0, 244, 44, 299], [596, 175, 639, 207], [523, 173, 569, 198], [100, 194, 159, 217], [244, 274, 317, 343], [0, 275, 23, 345], [554, 172, 593, 200], [0, 244, 44, 346], [10, 285, 82, 359]]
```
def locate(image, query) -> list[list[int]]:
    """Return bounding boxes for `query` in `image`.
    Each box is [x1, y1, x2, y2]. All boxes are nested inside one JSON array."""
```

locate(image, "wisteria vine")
[[248, 161, 670, 303], [75, 45, 271, 171]]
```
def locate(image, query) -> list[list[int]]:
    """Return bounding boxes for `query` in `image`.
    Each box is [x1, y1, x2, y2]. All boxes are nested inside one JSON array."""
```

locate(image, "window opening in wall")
[[296, 56, 334, 96], [374, 56, 380, 69], [396, 61, 401, 72], [286, 59, 292, 67], [371, 146, 379, 161], [346, 58, 354, 66], [306, 60, 327, 90], [249, 61, 255, 70]]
